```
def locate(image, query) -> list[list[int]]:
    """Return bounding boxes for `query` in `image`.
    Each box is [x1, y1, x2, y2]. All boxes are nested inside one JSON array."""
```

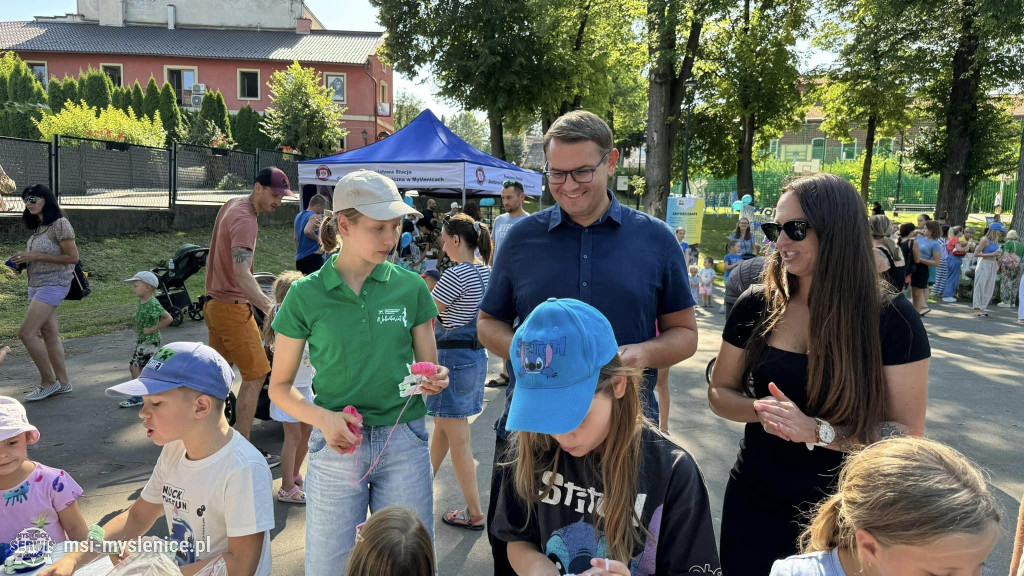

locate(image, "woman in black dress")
[[708, 173, 931, 576]]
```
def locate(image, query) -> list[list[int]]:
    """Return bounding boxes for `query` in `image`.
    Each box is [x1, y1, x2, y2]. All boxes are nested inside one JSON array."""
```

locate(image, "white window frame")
[[379, 80, 388, 103], [324, 72, 347, 104], [163, 65, 199, 105], [810, 137, 826, 160], [841, 139, 858, 161], [237, 68, 260, 101], [768, 139, 779, 159], [876, 138, 895, 157], [99, 63, 124, 87], [25, 60, 48, 86], [339, 134, 347, 150]]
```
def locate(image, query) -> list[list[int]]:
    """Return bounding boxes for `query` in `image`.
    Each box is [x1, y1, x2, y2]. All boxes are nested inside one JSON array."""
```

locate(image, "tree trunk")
[[860, 114, 877, 205], [736, 114, 756, 199], [734, 0, 755, 200], [934, 2, 980, 227], [541, 113, 553, 137], [1011, 120, 1024, 235], [643, 0, 701, 219], [642, 0, 676, 219], [488, 112, 505, 161]]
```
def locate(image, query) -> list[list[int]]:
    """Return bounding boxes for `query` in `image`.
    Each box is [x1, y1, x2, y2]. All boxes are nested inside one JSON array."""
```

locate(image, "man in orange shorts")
[[205, 167, 293, 467]]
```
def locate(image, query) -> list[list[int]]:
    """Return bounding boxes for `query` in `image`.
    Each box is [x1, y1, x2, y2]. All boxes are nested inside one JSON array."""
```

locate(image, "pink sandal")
[[277, 485, 306, 504]]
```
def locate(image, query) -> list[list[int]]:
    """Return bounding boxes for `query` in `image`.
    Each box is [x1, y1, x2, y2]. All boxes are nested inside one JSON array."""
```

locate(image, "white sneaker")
[[719, 305, 726, 314], [997, 302, 1011, 308], [25, 382, 62, 402], [57, 381, 73, 394], [942, 297, 956, 303]]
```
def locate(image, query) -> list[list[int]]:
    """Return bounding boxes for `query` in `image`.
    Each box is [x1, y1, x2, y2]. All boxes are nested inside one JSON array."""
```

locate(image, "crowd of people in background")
[[2, 112, 1024, 576]]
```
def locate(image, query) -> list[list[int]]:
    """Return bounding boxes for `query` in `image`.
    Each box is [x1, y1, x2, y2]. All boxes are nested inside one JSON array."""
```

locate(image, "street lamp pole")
[[681, 79, 698, 196]]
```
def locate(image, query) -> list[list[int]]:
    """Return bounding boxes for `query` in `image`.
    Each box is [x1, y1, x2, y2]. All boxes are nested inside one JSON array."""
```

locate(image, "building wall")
[[77, 0, 305, 30], [14, 50, 394, 149]]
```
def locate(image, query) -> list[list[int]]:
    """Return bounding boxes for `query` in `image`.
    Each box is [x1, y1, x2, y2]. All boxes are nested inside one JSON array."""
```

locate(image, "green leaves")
[[33, 101, 166, 147], [158, 82, 183, 145], [261, 61, 346, 157], [394, 89, 424, 131], [230, 105, 278, 152]]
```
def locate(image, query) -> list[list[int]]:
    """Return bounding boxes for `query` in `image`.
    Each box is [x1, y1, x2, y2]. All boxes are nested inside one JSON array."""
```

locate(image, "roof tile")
[[0, 21, 381, 65]]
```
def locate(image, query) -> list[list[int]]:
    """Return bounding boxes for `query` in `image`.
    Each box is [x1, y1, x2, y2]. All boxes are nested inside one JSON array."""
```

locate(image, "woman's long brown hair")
[[744, 173, 888, 443], [508, 355, 647, 564], [732, 217, 752, 241]]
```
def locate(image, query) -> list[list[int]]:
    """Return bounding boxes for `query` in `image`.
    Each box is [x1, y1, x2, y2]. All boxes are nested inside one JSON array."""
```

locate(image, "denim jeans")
[[942, 256, 962, 299], [304, 418, 435, 575]]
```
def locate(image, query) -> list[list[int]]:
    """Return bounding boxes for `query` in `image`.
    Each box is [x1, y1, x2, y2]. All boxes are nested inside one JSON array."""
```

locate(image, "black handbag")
[[65, 261, 91, 300]]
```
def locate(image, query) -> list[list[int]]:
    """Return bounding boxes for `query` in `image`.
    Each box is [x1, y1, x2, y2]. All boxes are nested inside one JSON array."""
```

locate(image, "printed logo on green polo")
[[377, 307, 408, 327]]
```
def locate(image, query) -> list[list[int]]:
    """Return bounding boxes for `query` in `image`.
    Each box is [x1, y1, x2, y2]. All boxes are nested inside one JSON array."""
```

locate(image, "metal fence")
[[0, 136, 52, 213], [174, 143, 256, 204], [697, 158, 1018, 215], [0, 136, 313, 213], [257, 149, 308, 195], [57, 135, 172, 209]]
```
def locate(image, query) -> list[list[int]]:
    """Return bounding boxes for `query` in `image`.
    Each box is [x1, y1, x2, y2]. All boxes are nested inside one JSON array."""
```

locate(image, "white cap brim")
[[354, 200, 422, 221], [105, 378, 179, 398]]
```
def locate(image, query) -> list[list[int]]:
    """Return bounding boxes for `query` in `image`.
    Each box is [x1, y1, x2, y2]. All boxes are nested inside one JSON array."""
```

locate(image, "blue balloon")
[[403, 196, 414, 206], [732, 200, 744, 211], [400, 232, 413, 249], [479, 197, 496, 207], [741, 194, 753, 205]]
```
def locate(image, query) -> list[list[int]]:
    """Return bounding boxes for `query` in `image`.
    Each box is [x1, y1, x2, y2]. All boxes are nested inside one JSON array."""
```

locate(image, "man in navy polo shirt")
[[478, 110, 698, 574]]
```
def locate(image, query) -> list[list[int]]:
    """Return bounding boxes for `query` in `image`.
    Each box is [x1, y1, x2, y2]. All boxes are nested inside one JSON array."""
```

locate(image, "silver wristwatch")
[[805, 418, 835, 451]]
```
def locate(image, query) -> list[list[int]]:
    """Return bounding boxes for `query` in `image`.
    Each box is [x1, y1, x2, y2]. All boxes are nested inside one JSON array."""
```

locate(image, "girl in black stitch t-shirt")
[[491, 298, 721, 576]]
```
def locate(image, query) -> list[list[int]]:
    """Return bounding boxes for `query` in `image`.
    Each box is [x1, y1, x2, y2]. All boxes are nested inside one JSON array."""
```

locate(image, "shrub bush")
[[34, 101, 166, 147], [216, 173, 248, 190]]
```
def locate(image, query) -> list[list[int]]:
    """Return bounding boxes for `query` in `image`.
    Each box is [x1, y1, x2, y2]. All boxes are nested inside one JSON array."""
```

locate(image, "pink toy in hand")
[[410, 362, 438, 376], [342, 406, 363, 454]]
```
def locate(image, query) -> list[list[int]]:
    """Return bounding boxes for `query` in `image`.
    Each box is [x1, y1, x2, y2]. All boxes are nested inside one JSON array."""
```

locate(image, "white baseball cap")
[[451, 202, 460, 209], [0, 396, 40, 444], [124, 271, 159, 288], [333, 170, 422, 221]]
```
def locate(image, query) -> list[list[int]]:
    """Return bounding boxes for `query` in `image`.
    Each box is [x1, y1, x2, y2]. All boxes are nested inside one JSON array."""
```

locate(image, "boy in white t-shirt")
[[45, 342, 274, 576]]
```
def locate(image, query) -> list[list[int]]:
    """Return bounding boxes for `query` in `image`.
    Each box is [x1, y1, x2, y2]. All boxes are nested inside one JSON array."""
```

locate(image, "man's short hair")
[[308, 194, 329, 210], [543, 110, 613, 155], [502, 180, 525, 195]]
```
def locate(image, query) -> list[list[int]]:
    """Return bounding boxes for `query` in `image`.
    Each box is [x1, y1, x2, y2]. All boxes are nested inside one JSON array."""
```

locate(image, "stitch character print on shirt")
[[170, 505, 197, 566], [516, 336, 567, 379], [3, 481, 30, 506]]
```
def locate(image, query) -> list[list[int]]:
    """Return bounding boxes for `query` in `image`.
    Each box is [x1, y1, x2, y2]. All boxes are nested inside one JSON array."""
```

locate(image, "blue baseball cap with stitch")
[[105, 342, 233, 400], [507, 298, 619, 435]]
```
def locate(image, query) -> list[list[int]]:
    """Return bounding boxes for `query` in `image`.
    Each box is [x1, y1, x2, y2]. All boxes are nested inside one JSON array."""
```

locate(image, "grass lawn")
[[1, 224, 297, 345]]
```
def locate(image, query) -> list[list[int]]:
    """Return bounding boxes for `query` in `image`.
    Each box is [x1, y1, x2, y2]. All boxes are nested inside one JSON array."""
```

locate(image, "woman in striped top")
[[428, 213, 493, 530]]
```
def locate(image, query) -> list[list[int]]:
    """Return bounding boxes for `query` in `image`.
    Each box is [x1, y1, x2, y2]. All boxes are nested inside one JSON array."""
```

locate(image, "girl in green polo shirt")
[[268, 170, 449, 575]]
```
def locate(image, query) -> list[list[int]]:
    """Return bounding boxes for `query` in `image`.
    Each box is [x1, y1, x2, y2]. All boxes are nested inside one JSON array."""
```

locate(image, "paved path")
[[1, 300, 1021, 575]]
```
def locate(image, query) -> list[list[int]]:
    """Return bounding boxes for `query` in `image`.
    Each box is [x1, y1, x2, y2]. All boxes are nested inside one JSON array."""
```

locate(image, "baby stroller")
[[152, 244, 209, 327], [224, 272, 276, 426]]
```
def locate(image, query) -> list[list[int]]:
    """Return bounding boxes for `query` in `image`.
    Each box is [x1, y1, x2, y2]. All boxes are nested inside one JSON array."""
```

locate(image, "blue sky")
[[3, 0, 459, 117]]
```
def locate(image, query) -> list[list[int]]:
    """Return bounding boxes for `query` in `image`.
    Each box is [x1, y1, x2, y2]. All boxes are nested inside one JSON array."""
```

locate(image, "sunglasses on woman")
[[761, 219, 812, 242], [23, 195, 39, 205]]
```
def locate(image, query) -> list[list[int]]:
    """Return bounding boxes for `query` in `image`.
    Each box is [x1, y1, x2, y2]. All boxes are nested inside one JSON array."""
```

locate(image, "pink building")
[[0, 0, 393, 151]]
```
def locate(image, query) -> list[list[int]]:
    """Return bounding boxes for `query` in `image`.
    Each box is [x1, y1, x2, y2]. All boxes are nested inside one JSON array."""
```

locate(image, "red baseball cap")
[[256, 167, 295, 197]]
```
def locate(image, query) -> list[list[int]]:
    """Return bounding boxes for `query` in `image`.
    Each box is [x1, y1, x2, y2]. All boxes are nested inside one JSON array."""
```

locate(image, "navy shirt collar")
[[548, 190, 624, 231]]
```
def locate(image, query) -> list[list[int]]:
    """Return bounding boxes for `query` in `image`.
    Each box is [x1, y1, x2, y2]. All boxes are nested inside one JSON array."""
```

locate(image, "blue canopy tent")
[[298, 109, 542, 208]]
